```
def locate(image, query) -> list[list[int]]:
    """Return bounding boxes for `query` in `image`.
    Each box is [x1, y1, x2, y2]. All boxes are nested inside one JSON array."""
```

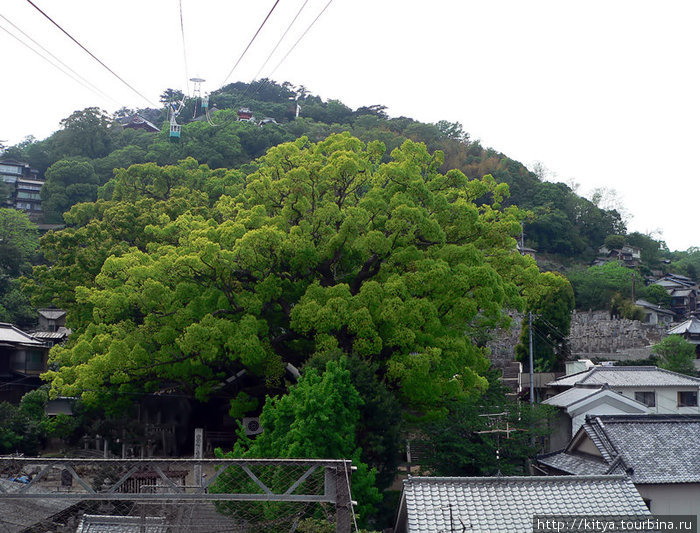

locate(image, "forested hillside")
[[1, 80, 691, 528], [4, 80, 627, 260]]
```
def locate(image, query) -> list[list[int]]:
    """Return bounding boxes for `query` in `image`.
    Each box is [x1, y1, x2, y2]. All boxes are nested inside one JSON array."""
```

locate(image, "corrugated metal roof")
[[32, 331, 68, 340], [398, 476, 649, 533], [547, 366, 700, 388]]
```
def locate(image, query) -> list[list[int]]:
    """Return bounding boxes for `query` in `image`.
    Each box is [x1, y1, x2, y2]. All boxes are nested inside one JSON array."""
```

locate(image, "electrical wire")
[[24, 0, 159, 108], [178, 0, 190, 96], [220, 0, 283, 87], [249, 0, 334, 99], [0, 12, 119, 106], [0, 20, 118, 105], [251, 0, 310, 85]]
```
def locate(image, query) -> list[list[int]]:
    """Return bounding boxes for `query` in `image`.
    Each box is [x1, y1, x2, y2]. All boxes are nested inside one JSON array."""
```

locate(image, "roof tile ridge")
[[589, 417, 619, 462]]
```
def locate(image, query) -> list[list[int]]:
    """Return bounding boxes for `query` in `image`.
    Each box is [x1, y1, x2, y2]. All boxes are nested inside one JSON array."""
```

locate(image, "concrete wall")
[[635, 483, 700, 519]]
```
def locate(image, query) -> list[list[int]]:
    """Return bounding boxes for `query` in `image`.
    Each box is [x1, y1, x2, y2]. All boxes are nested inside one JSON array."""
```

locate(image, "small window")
[[678, 391, 698, 407], [635, 391, 656, 407]]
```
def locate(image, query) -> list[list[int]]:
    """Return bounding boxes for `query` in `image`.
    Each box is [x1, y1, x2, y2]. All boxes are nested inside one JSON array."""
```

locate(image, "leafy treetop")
[[40, 134, 540, 417]]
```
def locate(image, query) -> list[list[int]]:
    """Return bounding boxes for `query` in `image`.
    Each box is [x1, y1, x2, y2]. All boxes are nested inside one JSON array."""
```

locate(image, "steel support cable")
[[0, 12, 119, 105], [250, 0, 334, 98], [24, 0, 159, 107], [0, 20, 118, 104], [220, 0, 283, 87], [251, 0, 310, 86], [178, 0, 190, 96]]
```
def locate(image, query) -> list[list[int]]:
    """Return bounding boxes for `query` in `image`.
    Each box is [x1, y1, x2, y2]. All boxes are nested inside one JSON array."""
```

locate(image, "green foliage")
[[652, 335, 697, 376], [640, 284, 672, 307], [626, 232, 668, 269], [40, 135, 539, 417], [0, 389, 48, 455], [604, 234, 625, 250], [515, 272, 575, 372], [669, 247, 700, 282], [610, 292, 644, 321], [215, 359, 381, 526], [609, 293, 644, 321], [41, 159, 100, 223], [419, 370, 554, 476], [305, 353, 402, 490], [0, 209, 38, 327], [567, 261, 635, 310], [3, 79, 635, 264], [297, 518, 379, 533], [53, 107, 117, 160], [0, 208, 38, 275]]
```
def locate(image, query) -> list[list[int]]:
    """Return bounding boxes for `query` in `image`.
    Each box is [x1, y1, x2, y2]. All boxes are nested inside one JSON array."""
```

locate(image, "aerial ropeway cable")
[[24, 0, 159, 108], [0, 13, 119, 106]]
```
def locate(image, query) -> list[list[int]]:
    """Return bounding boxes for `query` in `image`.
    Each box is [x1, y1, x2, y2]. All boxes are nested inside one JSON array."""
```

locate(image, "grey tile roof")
[[594, 415, 700, 483], [398, 476, 650, 533], [0, 479, 76, 533], [536, 452, 611, 475], [543, 386, 649, 414], [668, 317, 700, 335], [538, 415, 700, 484], [77, 515, 167, 533], [543, 386, 601, 407], [0, 323, 44, 346], [37, 309, 66, 320], [547, 366, 700, 388]]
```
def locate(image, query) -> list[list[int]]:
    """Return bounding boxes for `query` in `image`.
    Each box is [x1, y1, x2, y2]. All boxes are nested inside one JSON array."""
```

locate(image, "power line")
[[267, 0, 334, 78], [220, 0, 283, 87], [250, 0, 334, 98], [178, 0, 190, 96], [0, 12, 119, 105], [251, 0, 310, 84], [24, 0, 159, 108], [0, 19, 118, 105]]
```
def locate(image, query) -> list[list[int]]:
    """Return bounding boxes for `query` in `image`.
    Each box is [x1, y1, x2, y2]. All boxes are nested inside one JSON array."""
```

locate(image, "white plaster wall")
[[635, 484, 700, 519], [571, 404, 639, 435], [617, 388, 700, 414]]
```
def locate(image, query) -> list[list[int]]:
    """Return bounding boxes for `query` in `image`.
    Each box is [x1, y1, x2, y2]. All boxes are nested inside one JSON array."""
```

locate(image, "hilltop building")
[[0, 159, 43, 221]]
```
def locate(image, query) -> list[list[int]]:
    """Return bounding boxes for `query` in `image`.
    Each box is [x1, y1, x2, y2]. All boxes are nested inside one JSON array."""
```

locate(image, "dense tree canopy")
[[38, 135, 541, 418], [3, 80, 634, 262], [41, 159, 100, 223], [0, 209, 38, 327]]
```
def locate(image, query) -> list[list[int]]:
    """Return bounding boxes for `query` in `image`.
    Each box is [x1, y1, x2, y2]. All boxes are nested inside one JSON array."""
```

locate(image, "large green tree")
[[41, 134, 539, 416]]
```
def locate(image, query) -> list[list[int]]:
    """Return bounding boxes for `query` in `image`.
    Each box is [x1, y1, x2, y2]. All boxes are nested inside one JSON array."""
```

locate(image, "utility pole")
[[529, 311, 534, 404]]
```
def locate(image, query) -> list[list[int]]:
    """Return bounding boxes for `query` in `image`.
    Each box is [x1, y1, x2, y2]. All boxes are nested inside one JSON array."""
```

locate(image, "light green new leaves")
[[44, 133, 539, 414]]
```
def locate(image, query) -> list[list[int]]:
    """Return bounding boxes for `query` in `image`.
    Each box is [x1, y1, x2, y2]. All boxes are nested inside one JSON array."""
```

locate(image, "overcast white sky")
[[2, 1, 699, 250]]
